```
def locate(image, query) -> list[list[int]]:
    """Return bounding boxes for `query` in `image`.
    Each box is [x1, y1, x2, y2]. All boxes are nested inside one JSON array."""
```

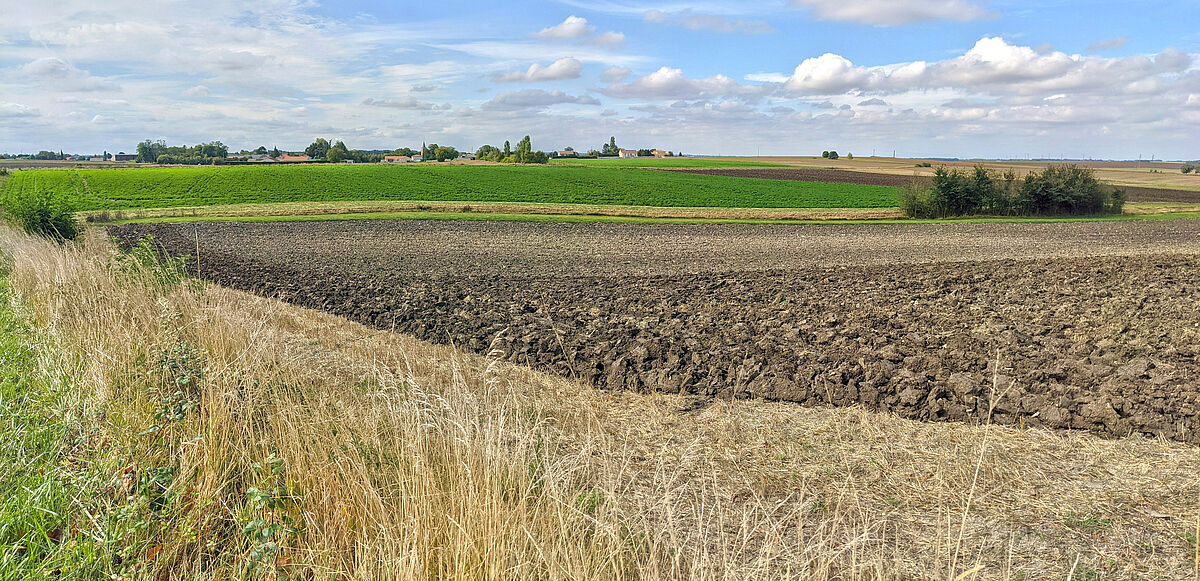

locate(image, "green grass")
[[2, 164, 897, 211], [0, 278, 110, 578], [548, 157, 784, 168]]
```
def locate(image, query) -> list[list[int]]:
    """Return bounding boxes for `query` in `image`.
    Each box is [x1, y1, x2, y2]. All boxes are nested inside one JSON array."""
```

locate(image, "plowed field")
[[110, 219, 1200, 443]]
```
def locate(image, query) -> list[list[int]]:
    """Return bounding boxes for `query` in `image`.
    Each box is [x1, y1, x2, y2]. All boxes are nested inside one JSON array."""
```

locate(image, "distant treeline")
[[900, 165, 1125, 218]]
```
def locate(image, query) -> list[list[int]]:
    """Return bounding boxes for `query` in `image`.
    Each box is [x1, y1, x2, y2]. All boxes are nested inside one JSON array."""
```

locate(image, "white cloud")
[[602, 66, 764, 100], [20, 57, 120, 92], [744, 72, 790, 83], [492, 58, 584, 82], [0, 102, 38, 117], [183, 85, 211, 98], [601, 66, 631, 82], [584, 31, 626, 46], [482, 89, 600, 111], [535, 15, 594, 40], [1087, 36, 1129, 52], [789, 0, 993, 26], [644, 9, 774, 34], [362, 97, 444, 111], [858, 98, 888, 106], [784, 54, 871, 94]]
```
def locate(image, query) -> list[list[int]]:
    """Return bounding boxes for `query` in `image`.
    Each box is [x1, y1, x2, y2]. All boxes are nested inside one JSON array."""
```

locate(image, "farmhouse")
[[458, 152, 476, 160], [556, 150, 577, 157], [383, 155, 412, 163], [652, 149, 668, 157], [618, 149, 638, 159], [112, 154, 136, 162], [410, 155, 423, 162], [278, 153, 310, 162]]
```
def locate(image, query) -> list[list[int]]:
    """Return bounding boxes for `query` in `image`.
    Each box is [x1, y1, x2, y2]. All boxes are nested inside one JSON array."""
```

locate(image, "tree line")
[[475, 136, 548, 164], [900, 165, 1125, 218]]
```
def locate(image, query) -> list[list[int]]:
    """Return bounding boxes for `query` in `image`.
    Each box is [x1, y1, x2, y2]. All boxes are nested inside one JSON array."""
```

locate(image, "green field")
[[3, 164, 898, 211], [549, 157, 782, 168]]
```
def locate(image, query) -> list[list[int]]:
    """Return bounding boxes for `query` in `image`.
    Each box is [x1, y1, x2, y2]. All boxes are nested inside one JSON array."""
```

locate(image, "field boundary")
[[91, 199, 1200, 226]]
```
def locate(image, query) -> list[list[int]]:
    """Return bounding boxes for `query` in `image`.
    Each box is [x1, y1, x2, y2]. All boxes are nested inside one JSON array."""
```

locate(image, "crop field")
[[112, 218, 1200, 444], [1, 164, 898, 212], [548, 157, 785, 168]]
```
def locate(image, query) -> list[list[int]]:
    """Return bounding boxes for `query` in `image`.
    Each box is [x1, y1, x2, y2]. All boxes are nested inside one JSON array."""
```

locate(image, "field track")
[[111, 218, 1200, 443], [664, 167, 1200, 203]]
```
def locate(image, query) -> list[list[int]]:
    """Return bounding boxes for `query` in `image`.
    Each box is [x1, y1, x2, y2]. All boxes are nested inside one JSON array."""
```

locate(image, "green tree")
[[821, 151, 829, 158], [602, 137, 618, 156], [326, 147, 347, 162], [828, 151, 839, 160], [515, 136, 532, 163], [305, 138, 332, 160], [476, 145, 501, 161], [503, 140, 512, 157]]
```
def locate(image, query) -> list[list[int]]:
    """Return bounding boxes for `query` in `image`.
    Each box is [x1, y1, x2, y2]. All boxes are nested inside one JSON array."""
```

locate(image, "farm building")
[[459, 153, 476, 160], [383, 155, 412, 163], [278, 153, 310, 162], [618, 149, 638, 159], [112, 154, 136, 162], [556, 150, 577, 157], [652, 149, 668, 157], [410, 155, 424, 162]]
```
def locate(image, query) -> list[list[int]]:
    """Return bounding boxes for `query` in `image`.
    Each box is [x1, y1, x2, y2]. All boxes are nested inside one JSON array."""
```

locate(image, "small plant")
[[114, 236, 190, 288], [915, 162, 932, 168], [242, 454, 303, 574], [1182, 163, 1196, 174]]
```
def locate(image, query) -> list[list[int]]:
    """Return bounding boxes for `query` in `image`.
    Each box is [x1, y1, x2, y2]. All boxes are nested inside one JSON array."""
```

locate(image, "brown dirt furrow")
[[110, 220, 1200, 444]]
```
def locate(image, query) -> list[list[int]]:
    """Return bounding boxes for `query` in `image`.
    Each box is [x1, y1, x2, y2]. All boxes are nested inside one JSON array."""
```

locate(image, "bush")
[[1183, 163, 1196, 174], [3, 189, 78, 241], [901, 165, 1123, 219]]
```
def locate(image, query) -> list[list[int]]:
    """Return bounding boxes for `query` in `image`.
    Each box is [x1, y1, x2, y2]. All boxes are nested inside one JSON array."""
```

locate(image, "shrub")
[[901, 165, 1122, 219], [915, 162, 932, 168], [827, 151, 839, 160], [3, 189, 78, 241], [898, 180, 942, 218], [1183, 163, 1196, 174]]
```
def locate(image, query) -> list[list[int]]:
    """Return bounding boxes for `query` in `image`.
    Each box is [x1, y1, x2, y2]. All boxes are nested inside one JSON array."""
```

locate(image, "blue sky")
[[1, 0, 1197, 158]]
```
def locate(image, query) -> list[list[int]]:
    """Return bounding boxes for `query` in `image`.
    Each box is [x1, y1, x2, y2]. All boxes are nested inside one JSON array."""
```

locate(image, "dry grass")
[[2, 225, 1199, 580]]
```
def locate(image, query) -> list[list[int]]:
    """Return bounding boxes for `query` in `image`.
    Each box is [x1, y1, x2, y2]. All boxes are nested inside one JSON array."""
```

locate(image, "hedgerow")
[[901, 165, 1125, 218]]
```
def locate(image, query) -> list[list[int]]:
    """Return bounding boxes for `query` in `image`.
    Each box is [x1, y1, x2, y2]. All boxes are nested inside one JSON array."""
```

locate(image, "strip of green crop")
[[2, 165, 898, 212]]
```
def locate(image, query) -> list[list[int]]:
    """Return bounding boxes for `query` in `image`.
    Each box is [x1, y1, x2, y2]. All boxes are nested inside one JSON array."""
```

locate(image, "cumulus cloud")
[[482, 89, 600, 111], [744, 72, 790, 83], [601, 66, 631, 82], [644, 9, 775, 34], [535, 15, 595, 40], [789, 0, 993, 26], [858, 98, 889, 106], [492, 58, 584, 82], [780, 37, 1195, 98], [601, 66, 762, 100], [785, 53, 872, 94], [1087, 36, 1129, 52]]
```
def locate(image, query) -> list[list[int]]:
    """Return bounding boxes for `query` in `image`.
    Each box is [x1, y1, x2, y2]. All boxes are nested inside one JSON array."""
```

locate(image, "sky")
[[1, 0, 1198, 159]]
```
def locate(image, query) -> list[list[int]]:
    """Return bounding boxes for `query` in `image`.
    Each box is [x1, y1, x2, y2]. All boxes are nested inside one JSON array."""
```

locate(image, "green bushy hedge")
[[901, 165, 1124, 218]]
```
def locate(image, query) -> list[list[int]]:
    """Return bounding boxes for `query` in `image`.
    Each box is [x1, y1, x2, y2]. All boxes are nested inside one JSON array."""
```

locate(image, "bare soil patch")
[[110, 219, 1200, 443]]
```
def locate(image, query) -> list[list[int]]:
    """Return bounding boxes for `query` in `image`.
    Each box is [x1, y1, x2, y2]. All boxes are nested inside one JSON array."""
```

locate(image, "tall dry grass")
[[2, 225, 1198, 580]]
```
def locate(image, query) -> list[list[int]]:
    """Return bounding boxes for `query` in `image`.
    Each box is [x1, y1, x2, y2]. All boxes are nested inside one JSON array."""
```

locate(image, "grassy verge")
[[107, 206, 1200, 226], [2, 225, 1199, 579], [0, 277, 108, 577]]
